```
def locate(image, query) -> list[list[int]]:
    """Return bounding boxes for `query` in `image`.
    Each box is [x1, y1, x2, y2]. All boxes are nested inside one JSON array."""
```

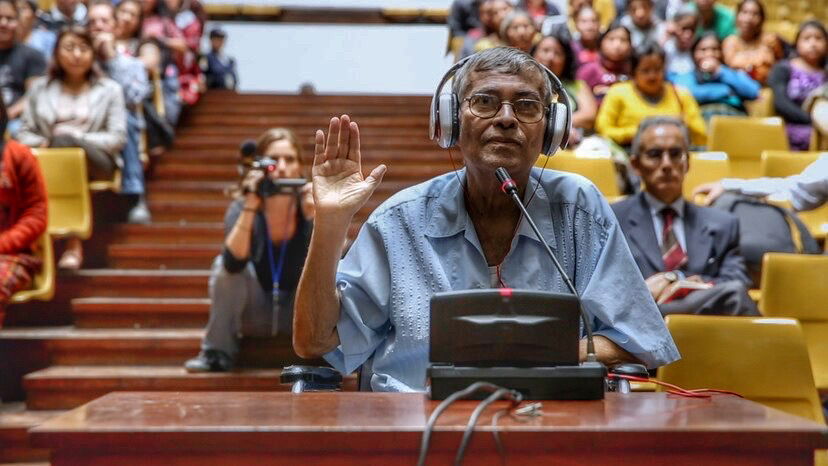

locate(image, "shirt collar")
[[424, 168, 558, 251], [643, 191, 685, 219]]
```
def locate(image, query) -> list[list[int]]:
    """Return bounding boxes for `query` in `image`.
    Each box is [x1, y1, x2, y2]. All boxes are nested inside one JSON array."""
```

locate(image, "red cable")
[[607, 374, 744, 399]]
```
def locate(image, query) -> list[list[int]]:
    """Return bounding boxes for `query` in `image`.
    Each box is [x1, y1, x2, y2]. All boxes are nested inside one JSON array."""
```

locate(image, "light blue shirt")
[[643, 192, 687, 252], [324, 168, 680, 392]]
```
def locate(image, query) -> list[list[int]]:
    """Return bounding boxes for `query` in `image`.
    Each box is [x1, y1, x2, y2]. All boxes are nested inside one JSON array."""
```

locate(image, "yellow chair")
[[759, 253, 828, 396], [32, 148, 92, 240], [685, 151, 730, 200], [760, 151, 828, 240], [536, 151, 621, 198], [744, 87, 775, 118], [658, 315, 825, 424], [708, 116, 788, 179], [10, 232, 55, 304], [658, 315, 827, 466]]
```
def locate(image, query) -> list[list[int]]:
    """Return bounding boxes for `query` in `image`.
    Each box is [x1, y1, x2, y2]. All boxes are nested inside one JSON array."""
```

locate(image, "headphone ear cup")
[[438, 93, 459, 148], [544, 102, 569, 156]]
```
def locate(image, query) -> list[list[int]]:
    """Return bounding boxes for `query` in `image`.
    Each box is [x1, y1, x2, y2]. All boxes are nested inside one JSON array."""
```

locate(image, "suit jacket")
[[611, 192, 751, 287]]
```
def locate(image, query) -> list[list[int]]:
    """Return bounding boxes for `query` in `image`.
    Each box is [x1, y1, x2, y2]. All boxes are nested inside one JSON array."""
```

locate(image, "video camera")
[[249, 156, 306, 197]]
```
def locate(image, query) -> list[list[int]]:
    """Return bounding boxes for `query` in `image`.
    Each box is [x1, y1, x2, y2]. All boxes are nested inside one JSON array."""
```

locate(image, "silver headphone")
[[428, 54, 572, 157]]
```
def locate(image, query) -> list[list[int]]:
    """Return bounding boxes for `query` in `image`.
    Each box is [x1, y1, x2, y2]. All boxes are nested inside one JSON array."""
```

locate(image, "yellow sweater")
[[595, 81, 707, 147]]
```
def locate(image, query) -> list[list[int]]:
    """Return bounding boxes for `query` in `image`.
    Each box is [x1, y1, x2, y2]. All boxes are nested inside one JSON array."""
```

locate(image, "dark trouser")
[[50, 134, 115, 181], [659, 280, 760, 317]]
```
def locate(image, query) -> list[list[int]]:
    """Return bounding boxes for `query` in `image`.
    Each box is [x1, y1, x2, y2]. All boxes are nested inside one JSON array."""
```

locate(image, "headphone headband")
[[429, 52, 573, 155]]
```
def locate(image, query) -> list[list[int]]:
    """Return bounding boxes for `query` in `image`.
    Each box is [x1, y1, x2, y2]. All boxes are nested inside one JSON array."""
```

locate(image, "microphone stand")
[[495, 167, 598, 363]]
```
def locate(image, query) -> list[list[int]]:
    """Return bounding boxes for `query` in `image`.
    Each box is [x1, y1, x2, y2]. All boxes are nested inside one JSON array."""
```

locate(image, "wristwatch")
[[663, 271, 679, 283]]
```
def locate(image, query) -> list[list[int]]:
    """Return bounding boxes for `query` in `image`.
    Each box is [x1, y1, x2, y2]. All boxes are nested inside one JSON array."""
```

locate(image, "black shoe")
[[184, 349, 234, 373]]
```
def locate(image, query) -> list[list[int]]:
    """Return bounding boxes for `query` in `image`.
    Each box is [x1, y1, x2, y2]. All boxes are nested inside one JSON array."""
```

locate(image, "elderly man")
[[612, 117, 758, 316], [294, 47, 679, 392]]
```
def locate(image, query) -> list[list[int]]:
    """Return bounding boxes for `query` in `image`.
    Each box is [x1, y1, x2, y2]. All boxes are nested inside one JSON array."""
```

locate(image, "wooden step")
[[72, 297, 210, 328], [196, 91, 430, 106], [0, 329, 315, 368], [171, 136, 438, 151], [176, 126, 432, 139], [160, 149, 453, 165], [185, 114, 430, 128], [62, 270, 210, 299], [109, 223, 225, 245], [149, 199, 227, 222], [0, 403, 61, 463], [108, 244, 221, 268], [24, 366, 354, 410]]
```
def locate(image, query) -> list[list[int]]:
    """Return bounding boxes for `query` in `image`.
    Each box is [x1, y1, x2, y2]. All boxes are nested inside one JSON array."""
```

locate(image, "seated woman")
[[16, 26, 127, 270], [596, 41, 707, 148], [768, 20, 828, 151], [0, 97, 47, 321], [572, 6, 601, 66], [184, 128, 314, 372], [721, 0, 783, 85], [533, 33, 597, 144], [671, 32, 760, 121], [576, 24, 633, 105], [499, 10, 537, 54]]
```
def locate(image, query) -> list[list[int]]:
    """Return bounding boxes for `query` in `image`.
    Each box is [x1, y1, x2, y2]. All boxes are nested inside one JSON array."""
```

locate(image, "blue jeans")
[[120, 110, 145, 195]]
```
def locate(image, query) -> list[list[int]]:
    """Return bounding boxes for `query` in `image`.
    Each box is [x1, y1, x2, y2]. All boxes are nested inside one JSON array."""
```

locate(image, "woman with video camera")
[[185, 128, 314, 372]]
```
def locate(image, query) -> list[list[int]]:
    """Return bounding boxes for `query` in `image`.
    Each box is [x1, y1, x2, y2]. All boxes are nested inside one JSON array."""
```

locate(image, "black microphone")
[[494, 167, 598, 363], [239, 139, 257, 159]]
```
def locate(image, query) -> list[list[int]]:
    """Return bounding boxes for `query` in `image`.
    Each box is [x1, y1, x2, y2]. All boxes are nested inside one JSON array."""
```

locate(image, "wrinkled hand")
[[691, 181, 725, 206], [312, 115, 386, 227]]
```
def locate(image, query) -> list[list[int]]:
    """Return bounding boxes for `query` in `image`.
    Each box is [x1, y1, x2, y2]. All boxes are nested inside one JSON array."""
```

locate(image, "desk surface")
[[31, 391, 828, 465]]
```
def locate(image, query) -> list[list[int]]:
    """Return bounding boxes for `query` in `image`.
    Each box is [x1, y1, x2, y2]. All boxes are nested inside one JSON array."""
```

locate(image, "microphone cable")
[[417, 382, 522, 466], [606, 373, 744, 399], [454, 387, 521, 466]]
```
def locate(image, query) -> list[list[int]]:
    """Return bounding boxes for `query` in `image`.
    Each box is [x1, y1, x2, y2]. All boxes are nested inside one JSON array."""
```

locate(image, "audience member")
[[499, 9, 538, 54], [572, 5, 601, 65], [671, 32, 760, 121], [533, 34, 597, 143], [16, 26, 127, 270], [471, 0, 513, 54], [88, 0, 153, 224], [203, 27, 236, 90], [184, 128, 314, 372], [693, 0, 735, 40], [38, 0, 86, 32], [694, 153, 828, 211], [458, 0, 511, 59], [114, 0, 142, 55], [619, 0, 667, 51], [0, 0, 46, 136], [721, 0, 782, 85], [768, 20, 828, 151], [612, 117, 758, 316], [570, 0, 616, 32], [163, 0, 204, 105], [518, 0, 562, 26], [663, 5, 698, 76], [16, 0, 56, 59], [0, 97, 46, 317], [576, 24, 633, 104], [447, 0, 482, 40], [293, 47, 680, 392], [596, 42, 706, 148]]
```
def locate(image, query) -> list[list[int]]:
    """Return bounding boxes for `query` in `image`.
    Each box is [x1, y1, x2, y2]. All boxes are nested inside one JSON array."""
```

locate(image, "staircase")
[[0, 91, 453, 464]]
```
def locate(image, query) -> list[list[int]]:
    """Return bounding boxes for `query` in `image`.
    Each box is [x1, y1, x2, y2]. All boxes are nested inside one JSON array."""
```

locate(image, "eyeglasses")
[[640, 147, 688, 164], [464, 93, 546, 123], [60, 43, 93, 54]]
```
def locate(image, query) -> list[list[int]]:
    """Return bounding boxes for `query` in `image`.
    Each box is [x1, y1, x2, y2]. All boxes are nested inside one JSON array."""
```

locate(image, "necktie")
[[661, 207, 687, 271]]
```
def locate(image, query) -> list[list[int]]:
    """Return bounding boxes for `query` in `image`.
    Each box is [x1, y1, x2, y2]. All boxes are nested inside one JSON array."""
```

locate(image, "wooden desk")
[[31, 391, 828, 465]]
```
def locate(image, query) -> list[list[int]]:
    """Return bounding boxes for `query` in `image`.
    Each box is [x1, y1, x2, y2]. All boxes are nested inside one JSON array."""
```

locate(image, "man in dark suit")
[[612, 116, 758, 316]]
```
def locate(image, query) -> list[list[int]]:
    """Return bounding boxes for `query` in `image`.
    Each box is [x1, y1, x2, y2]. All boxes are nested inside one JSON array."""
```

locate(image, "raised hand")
[[312, 115, 387, 227]]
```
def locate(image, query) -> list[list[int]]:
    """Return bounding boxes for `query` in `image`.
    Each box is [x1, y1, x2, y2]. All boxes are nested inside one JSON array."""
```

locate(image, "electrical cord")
[[454, 388, 522, 466], [607, 373, 744, 399], [417, 382, 521, 466]]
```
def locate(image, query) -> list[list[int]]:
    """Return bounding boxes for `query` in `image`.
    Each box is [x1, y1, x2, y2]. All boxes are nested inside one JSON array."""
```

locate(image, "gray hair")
[[499, 9, 534, 44], [631, 116, 690, 156], [451, 47, 554, 105]]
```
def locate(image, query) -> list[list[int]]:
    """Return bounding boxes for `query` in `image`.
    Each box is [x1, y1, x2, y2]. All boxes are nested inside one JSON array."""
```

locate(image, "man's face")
[[457, 70, 547, 178], [631, 124, 689, 203], [629, 0, 653, 28], [88, 4, 116, 35], [0, 2, 18, 47]]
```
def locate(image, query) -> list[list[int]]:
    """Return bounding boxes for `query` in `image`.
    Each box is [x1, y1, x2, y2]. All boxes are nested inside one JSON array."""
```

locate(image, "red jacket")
[[0, 140, 47, 254]]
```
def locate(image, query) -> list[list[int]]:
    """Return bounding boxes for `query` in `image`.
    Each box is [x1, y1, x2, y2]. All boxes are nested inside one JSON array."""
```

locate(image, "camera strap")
[[263, 204, 293, 334]]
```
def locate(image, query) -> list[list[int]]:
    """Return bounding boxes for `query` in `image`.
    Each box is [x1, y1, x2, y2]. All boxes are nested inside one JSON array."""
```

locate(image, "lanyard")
[[263, 204, 294, 295]]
